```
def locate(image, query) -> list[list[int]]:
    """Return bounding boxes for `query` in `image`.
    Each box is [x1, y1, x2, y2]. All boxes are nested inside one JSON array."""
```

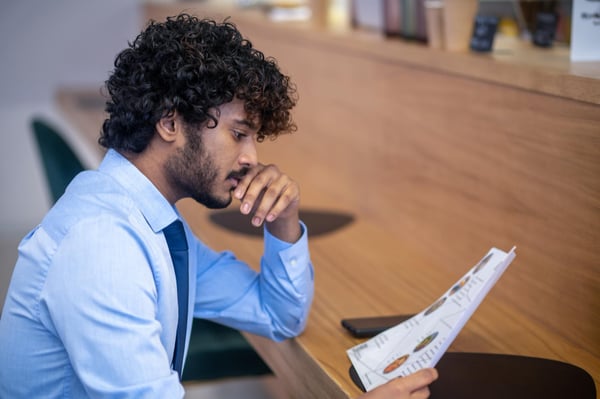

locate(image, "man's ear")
[[155, 112, 181, 143]]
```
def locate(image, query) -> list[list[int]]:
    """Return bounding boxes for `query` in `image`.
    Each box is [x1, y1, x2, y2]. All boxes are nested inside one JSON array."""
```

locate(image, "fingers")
[[234, 164, 300, 227], [357, 368, 438, 399], [410, 387, 431, 399], [401, 368, 438, 392]]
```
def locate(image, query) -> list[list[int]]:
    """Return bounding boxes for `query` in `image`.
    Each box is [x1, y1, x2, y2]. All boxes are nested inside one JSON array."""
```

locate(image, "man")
[[0, 14, 436, 398]]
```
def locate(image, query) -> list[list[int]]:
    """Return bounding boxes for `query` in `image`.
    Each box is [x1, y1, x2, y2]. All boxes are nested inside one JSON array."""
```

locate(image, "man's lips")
[[226, 169, 248, 189], [228, 177, 239, 189]]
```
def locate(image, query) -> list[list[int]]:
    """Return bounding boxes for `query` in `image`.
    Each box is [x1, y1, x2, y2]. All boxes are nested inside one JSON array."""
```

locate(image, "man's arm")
[[191, 220, 313, 341]]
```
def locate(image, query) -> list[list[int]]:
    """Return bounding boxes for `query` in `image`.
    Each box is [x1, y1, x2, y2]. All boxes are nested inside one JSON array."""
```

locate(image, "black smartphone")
[[341, 314, 413, 338]]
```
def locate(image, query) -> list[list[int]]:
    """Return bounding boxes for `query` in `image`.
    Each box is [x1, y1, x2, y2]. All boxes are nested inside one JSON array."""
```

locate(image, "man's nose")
[[238, 141, 258, 168]]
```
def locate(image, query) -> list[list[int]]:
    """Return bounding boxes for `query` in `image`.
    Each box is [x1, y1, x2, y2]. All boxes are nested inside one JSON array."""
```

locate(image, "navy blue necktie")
[[163, 220, 189, 379]]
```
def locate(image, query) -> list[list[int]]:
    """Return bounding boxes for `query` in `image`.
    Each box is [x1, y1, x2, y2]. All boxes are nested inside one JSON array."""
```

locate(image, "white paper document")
[[347, 246, 517, 391]]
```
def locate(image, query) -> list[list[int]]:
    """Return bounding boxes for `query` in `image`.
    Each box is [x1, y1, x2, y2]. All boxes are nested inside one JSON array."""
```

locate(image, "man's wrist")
[[266, 214, 302, 243]]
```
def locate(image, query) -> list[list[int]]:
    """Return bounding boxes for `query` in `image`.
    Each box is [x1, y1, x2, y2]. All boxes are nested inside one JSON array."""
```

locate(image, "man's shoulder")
[[41, 170, 140, 240]]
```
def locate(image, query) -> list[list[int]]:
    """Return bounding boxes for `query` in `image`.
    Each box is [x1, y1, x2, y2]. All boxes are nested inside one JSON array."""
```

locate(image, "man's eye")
[[233, 131, 247, 140]]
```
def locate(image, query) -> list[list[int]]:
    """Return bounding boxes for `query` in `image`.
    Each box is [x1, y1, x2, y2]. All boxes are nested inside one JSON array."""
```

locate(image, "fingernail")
[[252, 217, 262, 226], [241, 203, 250, 214], [235, 190, 243, 199], [266, 214, 275, 222]]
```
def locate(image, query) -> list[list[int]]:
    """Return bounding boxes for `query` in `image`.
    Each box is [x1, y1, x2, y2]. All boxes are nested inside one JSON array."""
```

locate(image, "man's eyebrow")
[[232, 118, 258, 130]]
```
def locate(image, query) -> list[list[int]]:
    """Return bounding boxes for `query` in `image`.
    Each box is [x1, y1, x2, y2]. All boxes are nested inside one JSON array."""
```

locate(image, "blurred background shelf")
[[159, 0, 600, 104]]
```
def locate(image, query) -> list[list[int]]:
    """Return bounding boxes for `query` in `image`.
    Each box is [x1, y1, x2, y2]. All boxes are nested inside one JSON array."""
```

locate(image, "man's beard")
[[165, 126, 232, 209]]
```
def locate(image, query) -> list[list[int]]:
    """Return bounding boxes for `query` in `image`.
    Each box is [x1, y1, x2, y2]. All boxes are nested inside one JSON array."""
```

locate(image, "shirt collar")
[[98, 149, 179, 233]]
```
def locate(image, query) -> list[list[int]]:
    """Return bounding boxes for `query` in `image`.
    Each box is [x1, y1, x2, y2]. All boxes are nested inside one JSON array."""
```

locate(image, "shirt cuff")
[[263, 221, 310, 282]]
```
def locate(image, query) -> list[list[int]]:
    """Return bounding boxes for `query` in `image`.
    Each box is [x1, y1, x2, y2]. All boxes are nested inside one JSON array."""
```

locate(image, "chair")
[[31, 117, 85, 204], [182, 319, 271, 381], [30, 117, 271, 382]]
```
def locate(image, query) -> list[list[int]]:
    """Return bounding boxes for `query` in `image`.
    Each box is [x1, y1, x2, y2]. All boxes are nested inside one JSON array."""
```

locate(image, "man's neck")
[[119, 146, 180, 205]]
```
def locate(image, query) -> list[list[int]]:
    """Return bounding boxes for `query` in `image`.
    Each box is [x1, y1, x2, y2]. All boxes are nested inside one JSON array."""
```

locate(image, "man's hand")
[[234, 163, 301, 243], [357, 368, 438, 399]]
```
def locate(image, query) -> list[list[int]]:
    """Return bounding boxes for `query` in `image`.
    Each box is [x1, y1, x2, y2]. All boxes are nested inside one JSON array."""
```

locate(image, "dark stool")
[[350, 352, 597, 399]]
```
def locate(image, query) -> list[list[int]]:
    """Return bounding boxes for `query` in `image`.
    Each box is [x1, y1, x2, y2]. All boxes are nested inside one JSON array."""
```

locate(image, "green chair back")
[[31, 117, 85, 204]]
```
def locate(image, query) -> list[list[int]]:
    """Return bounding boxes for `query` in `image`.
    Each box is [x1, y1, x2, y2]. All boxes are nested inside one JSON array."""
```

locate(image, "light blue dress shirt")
[[0, 149, 314, 398]]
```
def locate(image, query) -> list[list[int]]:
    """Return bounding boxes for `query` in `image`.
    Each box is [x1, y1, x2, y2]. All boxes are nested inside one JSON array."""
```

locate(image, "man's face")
[[165, 98, 259, 208]]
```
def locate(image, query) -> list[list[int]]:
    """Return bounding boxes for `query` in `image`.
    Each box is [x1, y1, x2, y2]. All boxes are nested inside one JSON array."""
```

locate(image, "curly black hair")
[[100, 14, 297, 153]]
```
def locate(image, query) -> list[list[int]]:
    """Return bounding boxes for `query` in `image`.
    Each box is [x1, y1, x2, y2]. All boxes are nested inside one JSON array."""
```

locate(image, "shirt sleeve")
[[39, 216, 185, 398], [191, 221, 314, 341]]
